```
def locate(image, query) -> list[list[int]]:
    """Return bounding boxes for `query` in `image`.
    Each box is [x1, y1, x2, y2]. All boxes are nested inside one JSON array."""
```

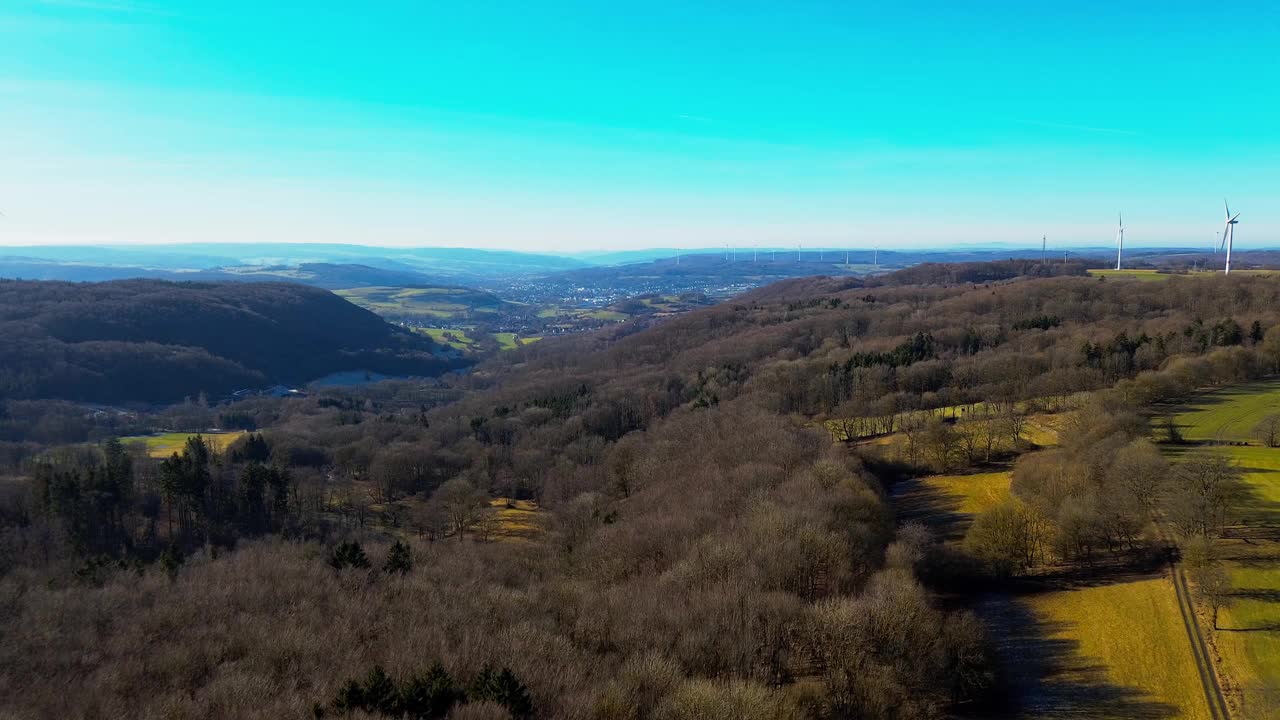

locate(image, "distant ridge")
[[0, 279, 466, 404]]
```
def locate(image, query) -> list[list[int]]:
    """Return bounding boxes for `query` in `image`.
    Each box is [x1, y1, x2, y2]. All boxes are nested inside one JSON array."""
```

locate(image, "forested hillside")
[[0, 279, 461, 403], [4, 268, 1280, 719]]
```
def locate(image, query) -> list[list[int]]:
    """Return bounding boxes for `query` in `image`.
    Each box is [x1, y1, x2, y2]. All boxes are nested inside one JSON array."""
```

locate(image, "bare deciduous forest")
[[4, 269, 1280, 718]]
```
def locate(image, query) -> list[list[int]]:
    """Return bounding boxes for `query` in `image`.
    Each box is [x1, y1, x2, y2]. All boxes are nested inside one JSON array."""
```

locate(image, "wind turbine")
[[1041, 235, 1047, 264], [1221, 199, 1240, 274], [1115, 212, 1125, 271]]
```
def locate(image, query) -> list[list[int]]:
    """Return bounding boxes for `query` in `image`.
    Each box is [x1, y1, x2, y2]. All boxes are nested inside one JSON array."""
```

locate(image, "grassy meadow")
[[1022, 577, 1214, 720], [1087, 268, 1171, 282], [488, 498, 543, 543], [898, 454, 1211, 716], [917, 470, 1012, 518], [1169, 379, 1280, 444], [1168, 381, 1280, 713], [121, 431, 247, 459]]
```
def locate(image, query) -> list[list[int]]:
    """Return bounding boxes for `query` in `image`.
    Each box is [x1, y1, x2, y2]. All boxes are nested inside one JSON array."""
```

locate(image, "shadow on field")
[[1229, 587, 1280, 603], [892, 476, 969, 542], [972, 595, 1180, 719]]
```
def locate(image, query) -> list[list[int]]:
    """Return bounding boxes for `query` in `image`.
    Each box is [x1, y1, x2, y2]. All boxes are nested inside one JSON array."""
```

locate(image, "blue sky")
[[1, 0, 1278, 251]]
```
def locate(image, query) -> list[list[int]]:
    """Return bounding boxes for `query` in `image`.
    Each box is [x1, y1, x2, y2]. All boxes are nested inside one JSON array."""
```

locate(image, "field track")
[[1172, 562, 1232, 720]]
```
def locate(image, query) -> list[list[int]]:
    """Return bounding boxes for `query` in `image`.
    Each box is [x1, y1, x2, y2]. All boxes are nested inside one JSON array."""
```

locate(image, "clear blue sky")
[[1, 0, 1277, 251]]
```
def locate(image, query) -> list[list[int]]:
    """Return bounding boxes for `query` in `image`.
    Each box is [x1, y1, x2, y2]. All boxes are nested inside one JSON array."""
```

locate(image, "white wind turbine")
[[1221, 200, 1240, 274], [1115, 212, 1125, 270]]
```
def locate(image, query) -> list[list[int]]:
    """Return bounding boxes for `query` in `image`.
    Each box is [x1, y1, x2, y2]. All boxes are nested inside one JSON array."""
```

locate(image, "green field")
[[120, 431, 246, 459], [416, 327, 475, 350], [492, 332, 519, 350], [1169, 381, 1280, 709], [336, 286, 507, 320], [1171, 379, 1280, 444], [416, 327, 539, 352]]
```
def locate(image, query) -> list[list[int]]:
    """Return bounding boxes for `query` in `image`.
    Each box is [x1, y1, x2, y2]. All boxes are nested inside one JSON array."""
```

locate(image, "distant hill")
[[0, 279, 465, 404], [0, 258, 447, 289], [0, 243, 589, 280], [215, 263, 446, 289]]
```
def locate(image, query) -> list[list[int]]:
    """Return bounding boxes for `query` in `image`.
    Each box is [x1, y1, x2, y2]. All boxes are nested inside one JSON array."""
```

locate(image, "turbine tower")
[[1115, 212, 1125, 271], [1041, 235, 1047, 264], [1221, 199, 1240, 274]]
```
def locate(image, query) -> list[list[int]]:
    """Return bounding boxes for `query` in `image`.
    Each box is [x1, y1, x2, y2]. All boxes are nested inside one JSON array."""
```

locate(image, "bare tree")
[[1190, 561, 1233, 630], [431, 478, 489, 541], [1165, 454, 1245, 538], [1253, 413, 1280, 448]]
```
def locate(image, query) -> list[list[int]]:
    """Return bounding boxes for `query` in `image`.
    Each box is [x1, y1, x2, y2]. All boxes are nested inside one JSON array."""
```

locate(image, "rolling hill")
[[0, 279, 466, 404]]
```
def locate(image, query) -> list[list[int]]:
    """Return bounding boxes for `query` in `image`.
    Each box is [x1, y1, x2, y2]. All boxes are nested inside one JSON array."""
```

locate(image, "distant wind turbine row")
[[1099, 201, 1240, 275]]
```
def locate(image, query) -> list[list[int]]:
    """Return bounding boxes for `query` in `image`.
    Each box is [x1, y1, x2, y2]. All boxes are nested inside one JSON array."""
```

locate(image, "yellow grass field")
[[1024, 577, 1214, 720], [919, 470, 1012, 517], [488, 498, 543, 542], [121, 431, 247, 459], [1087, 268, 1171, 282]]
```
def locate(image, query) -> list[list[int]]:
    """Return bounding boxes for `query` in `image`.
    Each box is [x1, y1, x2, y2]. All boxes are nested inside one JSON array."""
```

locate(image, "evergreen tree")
[[470, 665, 533, 719], [237, 463, 269, 533], [361, 665, 399, 714], [383, 540, 412, 575], [329, 540, 371, 570], [398, 662, 462, 719], [159, 542, 184, 579], [329, 678, 366, 714]]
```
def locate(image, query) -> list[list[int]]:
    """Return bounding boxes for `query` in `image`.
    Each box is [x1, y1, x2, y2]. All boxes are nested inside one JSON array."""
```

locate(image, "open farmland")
[[335, 285, 510, 320]]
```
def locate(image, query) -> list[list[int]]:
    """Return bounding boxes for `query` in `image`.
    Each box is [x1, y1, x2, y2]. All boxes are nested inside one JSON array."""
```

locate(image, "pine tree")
[[470, 664, 533, 719], [159, 542, 184, 579], [361, 665, 399, 714], [330, 678, 365, 714], [398, 662, 462, 719], [329, 540, 370, 570], [491, 668, 533, 719], [383, 540, 412, 575]]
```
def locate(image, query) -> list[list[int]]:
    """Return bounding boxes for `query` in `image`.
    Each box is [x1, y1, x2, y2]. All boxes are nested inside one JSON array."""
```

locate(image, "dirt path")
[[1171, 563, 1232, 720]]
